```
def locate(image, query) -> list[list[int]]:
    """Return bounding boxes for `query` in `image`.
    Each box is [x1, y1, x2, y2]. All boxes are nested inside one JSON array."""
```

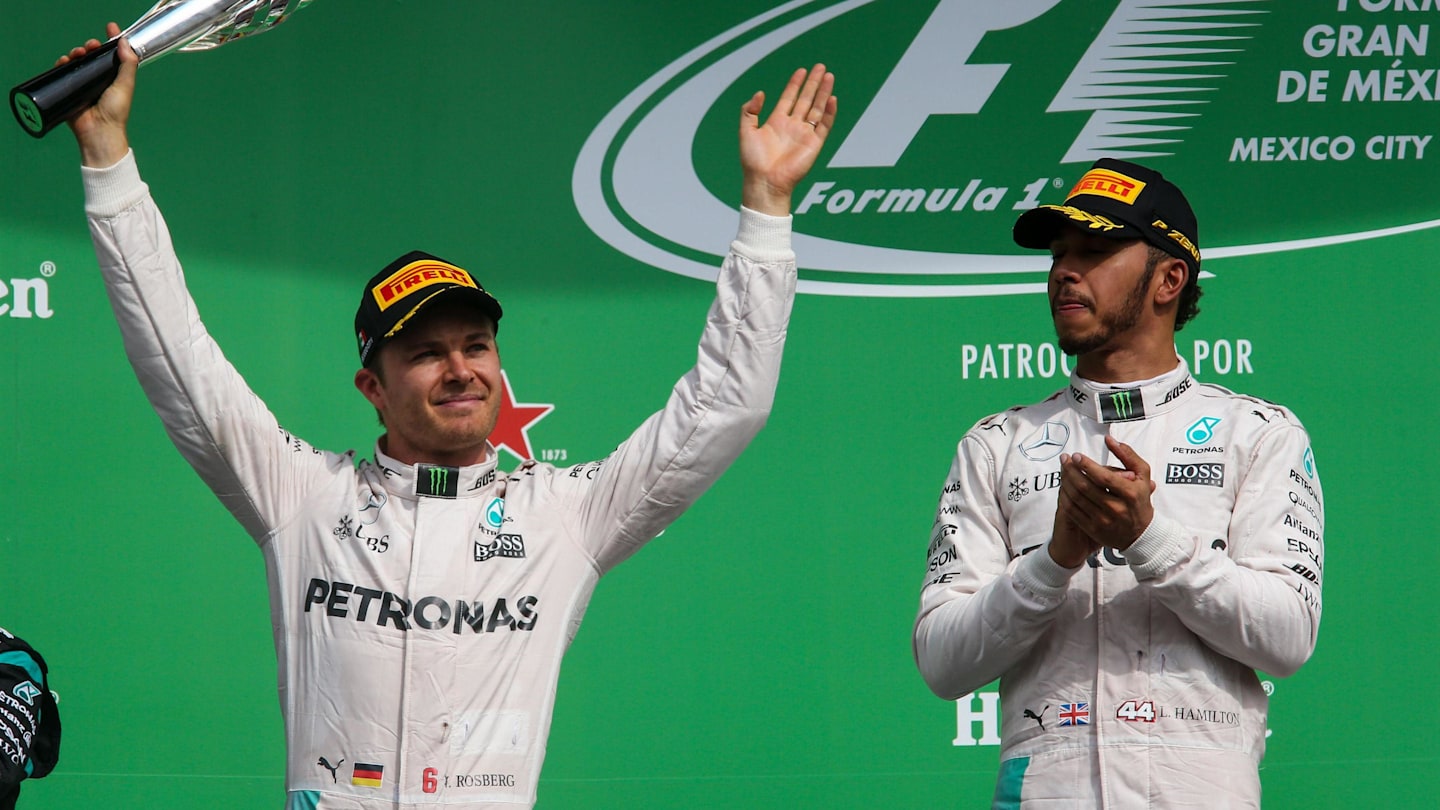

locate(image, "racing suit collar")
[[372, 443, 501, 499], [1065, 357, 1196, 423]]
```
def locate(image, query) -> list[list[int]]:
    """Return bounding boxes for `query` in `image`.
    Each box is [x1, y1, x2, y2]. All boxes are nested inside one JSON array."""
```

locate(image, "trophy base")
[[11, 39, 122, 139]]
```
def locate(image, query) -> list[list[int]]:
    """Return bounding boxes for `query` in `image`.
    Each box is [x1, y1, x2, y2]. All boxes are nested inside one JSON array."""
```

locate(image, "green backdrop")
[[2, 1, 1436, 807]]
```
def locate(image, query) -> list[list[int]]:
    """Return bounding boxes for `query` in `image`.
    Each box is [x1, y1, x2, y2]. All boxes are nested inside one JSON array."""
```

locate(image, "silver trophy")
[[11, 0, 315, 138]]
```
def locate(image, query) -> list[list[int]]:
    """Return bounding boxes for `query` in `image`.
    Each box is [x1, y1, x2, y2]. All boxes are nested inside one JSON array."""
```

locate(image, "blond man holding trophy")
[[43, 13, 838, 810]]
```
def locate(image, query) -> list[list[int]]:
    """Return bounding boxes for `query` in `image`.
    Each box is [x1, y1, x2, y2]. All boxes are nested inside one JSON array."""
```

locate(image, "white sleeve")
[[566, 206, 797, 572], [912, 431, 1080, 699], [84, 151, 341, 544], [1125, 421, 1323, 677]]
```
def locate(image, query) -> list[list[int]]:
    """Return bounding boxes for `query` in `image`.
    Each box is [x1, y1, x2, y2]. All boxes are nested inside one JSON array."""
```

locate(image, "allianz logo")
[[2, 263, 56, 319]]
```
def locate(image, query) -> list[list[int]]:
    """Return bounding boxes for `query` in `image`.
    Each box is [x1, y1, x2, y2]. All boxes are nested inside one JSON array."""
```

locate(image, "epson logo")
[[1166, 462, 1225, 488]]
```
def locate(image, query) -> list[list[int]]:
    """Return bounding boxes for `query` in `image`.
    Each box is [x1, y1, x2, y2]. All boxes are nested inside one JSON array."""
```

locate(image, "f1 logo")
[[833, 0, 1064, 167]]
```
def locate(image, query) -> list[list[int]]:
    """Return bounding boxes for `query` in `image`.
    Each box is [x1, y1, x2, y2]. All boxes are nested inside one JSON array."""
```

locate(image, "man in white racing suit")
[[60, 24, 838, 809], [913, 159, 1324, 808]]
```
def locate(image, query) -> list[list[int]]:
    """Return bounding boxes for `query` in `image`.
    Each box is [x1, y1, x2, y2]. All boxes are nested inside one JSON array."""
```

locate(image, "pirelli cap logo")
[[372, 259, 479, 312], [1069, 168, 1147, 206]]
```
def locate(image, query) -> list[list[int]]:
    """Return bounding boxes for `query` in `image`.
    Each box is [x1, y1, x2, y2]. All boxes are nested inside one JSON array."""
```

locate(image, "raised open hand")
[[738, 64, 837, 216]]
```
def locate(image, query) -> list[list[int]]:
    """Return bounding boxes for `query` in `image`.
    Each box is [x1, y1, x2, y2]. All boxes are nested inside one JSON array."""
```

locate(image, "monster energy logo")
[[416, 464, 459, 498], [1108, 391, 1135, 420], [1101, 389, 1145, 423]]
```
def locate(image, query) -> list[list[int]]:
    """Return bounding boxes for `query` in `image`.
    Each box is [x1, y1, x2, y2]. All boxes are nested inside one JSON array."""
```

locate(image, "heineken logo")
[[2, 262, 57, 319], [574, 0, 1440, 298]]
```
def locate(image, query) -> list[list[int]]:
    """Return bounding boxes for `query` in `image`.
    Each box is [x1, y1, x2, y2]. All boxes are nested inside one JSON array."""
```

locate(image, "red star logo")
[[489, 370, 554, 462]]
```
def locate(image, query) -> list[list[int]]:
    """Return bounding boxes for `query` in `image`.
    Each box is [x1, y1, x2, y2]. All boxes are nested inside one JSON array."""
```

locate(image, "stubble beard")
[[1056, 260, 1158, 357], [389, 394, 501, 463], [434, 400, 501, 452]]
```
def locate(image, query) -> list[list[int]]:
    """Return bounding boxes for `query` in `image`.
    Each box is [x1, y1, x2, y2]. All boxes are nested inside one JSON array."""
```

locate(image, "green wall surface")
[[2, 1, 1436, 807]]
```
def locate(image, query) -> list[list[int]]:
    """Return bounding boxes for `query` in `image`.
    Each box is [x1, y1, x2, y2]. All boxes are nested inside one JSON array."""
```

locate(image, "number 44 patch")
[[1116, 699, 1157, 723]]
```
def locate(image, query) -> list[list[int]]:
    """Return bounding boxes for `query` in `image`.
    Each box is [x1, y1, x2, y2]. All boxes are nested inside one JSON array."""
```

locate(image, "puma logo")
[[1023, 706, 1049, 731], [317, 756, 344, 783]]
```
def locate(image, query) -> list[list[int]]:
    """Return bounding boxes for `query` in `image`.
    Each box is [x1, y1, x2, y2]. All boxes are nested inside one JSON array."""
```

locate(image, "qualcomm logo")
[[574, 0, 1440, 297]]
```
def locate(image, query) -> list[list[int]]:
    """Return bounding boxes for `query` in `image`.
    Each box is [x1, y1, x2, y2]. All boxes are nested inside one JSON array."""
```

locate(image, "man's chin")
[[1056, 331, 1104, 357], [429, 420, 496, 450]]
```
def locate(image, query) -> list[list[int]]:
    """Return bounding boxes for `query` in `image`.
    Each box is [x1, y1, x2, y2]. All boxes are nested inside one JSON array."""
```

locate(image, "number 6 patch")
[[1116, 699, 1157, 723]]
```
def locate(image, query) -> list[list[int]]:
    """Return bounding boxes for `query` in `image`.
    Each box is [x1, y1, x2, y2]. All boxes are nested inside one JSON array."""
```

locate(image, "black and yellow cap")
[[1013, 158, 1200, 277], [354, 250, 503, 367]]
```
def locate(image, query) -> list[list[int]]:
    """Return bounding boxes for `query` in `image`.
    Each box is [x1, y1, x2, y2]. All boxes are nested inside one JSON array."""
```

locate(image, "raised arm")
[[567, 65, 836, 570], [60, 24, 340, 542]]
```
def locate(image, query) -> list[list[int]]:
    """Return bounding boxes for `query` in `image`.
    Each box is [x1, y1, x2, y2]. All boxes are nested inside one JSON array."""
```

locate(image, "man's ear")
[[355, 366, 385, 411], [1153, 257, 1188, 307]]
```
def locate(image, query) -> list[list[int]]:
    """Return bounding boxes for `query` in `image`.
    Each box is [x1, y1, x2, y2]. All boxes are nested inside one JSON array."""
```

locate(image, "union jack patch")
[[1058, 702, 1090, 726]]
